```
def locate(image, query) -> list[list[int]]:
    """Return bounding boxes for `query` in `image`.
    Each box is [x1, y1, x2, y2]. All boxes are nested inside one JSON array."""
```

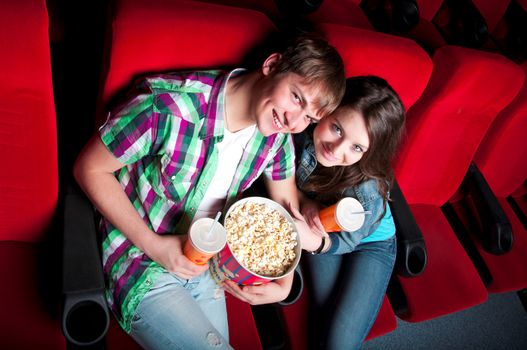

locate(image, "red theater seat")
[[393, 46, 524, 322], [279, 23, 433, 346], [306, 0, 373, 30], [451, 62, 527, 293], [64, 0, 276, 348], [0, 0, 63, 349]]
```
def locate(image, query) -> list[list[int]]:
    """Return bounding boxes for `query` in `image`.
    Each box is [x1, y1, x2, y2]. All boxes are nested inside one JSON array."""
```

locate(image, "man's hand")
[[222, 273, 293, 305], [145, 234, 209, 279], [290, 205, 328, 252], [299, 197, 326, 235]]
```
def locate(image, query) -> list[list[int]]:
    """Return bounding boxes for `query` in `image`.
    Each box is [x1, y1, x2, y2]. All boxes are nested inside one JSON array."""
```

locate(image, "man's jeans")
[[304, 236, 396, 350], [130, 270, 233, 350]]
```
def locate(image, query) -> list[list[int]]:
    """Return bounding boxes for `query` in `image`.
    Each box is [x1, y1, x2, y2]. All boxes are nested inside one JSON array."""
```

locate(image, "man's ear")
[[262, 53, 282, 76]]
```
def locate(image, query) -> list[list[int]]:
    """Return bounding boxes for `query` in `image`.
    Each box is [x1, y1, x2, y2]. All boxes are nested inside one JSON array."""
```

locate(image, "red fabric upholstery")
[[0, 243, 65, 349], [192, 0, 281, 21], [307, 0, 374, 30], [0, 1, 62, 348], [280, 288, 396, 349], [474, 63, 527, 198], [396, 46, 524, 206], [100, 0, 272, 347], [393, 46, 523, 322], [416, 0, 444, 21], [225, 294, 263, 350], [0, 0, 58, 242], [100, 0, 276, 112], [399, 205, 488, 322], [279, 24, 431, 346], [447, 63, 527, 293], [319, 23, 433, 111], [472, 0, 511, 33]]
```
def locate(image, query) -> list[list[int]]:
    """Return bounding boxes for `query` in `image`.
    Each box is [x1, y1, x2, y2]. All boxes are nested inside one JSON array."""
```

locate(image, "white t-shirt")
[[193, 124, 256, 222]]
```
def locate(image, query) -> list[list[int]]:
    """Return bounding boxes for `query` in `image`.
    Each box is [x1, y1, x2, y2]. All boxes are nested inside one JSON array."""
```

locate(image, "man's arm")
[[73, 134, 207, 278]]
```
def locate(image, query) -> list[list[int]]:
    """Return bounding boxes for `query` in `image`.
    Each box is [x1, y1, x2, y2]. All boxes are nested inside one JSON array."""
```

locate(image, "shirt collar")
[[200, 68, 246, 140]]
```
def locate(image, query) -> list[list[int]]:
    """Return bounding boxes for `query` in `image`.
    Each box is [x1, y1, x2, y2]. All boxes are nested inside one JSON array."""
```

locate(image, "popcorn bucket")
[[209, 197, 301, 286]]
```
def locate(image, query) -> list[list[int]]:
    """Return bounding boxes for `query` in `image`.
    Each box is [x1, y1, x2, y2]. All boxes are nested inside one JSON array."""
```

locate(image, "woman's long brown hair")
[[301, 76, 405, 206]]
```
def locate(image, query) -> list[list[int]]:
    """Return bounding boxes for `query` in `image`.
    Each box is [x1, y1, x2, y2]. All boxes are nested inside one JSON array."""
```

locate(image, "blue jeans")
[[129, 270, 232, 350], [304, 236, 396, 350]]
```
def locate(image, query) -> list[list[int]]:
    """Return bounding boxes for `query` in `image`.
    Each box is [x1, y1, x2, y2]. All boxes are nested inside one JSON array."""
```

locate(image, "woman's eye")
[[332, 124, 342, 136], [353, 145, 364, 153]]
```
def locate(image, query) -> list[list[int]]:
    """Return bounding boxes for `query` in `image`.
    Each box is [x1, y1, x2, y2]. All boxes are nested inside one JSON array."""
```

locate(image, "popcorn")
[[225, 202, 298, 277]]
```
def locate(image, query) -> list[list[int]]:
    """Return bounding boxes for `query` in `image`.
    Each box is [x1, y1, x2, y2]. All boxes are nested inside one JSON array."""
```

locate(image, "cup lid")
[[335, 197, 366, 232], [190, 218, 227, 253]]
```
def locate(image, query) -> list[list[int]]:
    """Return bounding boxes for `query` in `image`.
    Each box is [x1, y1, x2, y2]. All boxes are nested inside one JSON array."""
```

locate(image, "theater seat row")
[[1, 0, 526, 349]]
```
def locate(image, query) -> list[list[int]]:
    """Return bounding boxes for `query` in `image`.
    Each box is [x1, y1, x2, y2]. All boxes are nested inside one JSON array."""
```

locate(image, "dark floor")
[[362, 292, 527, 350]]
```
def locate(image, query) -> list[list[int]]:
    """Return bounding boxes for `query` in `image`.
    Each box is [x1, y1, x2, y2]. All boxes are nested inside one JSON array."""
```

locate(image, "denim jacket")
[[295, 132, 394, 255]]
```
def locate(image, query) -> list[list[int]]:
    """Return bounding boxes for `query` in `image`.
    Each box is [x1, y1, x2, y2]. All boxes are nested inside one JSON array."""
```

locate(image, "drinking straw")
[[350, 210, 372, 215], [205, 211, 222, 240]]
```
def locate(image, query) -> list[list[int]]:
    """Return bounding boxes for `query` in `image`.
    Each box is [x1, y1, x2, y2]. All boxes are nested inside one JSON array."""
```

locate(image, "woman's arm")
[[73, 134, 208, 279]]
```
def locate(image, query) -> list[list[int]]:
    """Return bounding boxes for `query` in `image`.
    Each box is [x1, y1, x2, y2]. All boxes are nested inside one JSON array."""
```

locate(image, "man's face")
[[252, 56, 324, 136]]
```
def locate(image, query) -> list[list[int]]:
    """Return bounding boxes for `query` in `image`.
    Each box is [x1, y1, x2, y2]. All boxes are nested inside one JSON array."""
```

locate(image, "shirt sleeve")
[[325, 192, 393, 255], [99, 81, 159, 165], [264, 133, 296, 180]]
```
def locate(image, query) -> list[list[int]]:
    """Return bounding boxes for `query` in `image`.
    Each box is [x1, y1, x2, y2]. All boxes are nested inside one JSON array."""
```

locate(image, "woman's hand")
[[145, 234, 209, 279], [222, 273, 293, 305], [290, 205, 328, 252], [299, 198, 327, 235]]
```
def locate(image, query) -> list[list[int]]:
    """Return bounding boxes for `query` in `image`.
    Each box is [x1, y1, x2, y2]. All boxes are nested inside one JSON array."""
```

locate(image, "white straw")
[[206, 211, 222, 240], [350, 210, 372, 215]]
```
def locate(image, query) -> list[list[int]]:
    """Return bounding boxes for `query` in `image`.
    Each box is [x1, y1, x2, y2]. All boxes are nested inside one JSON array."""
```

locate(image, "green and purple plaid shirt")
[[99, 70, 295, 332]]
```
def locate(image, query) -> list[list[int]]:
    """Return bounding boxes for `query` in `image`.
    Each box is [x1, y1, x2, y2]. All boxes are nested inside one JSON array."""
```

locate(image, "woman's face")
[[313, 107, 370, 167]]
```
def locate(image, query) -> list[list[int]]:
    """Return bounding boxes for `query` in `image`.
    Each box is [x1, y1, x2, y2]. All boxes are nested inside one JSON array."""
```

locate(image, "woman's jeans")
[[304, 236, 396, 350], [129, 270, 233, 350]]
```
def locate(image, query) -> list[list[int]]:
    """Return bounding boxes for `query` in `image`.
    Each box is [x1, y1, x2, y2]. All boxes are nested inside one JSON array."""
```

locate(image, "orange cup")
[[319, 197, 366, 232], [184, 217, 227, 265]]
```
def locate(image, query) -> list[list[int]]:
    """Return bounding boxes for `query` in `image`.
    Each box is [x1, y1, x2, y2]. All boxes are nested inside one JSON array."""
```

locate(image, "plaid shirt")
[[99, 69, 295, 332]]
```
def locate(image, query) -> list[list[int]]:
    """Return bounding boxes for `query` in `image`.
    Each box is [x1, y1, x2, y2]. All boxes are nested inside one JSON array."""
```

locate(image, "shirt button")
[[171, 175, 176, 180]]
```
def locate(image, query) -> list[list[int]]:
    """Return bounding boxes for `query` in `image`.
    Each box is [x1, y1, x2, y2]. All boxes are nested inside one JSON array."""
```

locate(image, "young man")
[[73, 34, 345, 349]]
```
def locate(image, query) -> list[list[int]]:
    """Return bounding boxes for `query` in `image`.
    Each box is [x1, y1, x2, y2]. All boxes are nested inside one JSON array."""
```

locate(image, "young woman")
[[292, 75, 405, 349]]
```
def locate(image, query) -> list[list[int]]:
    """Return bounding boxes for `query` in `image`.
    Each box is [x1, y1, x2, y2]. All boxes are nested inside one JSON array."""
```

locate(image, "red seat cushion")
[[0, 243, 65, 350], [397, 205, 488, 322], [280, 288, 396, 349], [226, 294, 263, 350]]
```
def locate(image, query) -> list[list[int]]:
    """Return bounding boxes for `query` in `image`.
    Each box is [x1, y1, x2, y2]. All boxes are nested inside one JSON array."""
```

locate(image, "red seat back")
[[395, 46, 525, 206], [100, 0, 276, 115], [99, 1, 276, 348], [319, 23, 433, 111], [0, 0, 58, 242], [474, 63, 527, 197]]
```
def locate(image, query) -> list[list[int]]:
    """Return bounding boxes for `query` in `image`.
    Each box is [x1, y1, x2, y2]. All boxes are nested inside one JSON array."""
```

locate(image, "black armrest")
[[390, 0, 419, 32], [389, 180, 427, 277], [278, 264, 304, 306], [464, 162, 513, 254], [62, 183, 110, 347], [436, 0, 488, 48]]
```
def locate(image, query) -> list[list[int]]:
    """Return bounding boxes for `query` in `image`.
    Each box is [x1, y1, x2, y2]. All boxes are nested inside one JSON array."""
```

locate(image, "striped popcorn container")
[[209, 197, 301, 286]]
